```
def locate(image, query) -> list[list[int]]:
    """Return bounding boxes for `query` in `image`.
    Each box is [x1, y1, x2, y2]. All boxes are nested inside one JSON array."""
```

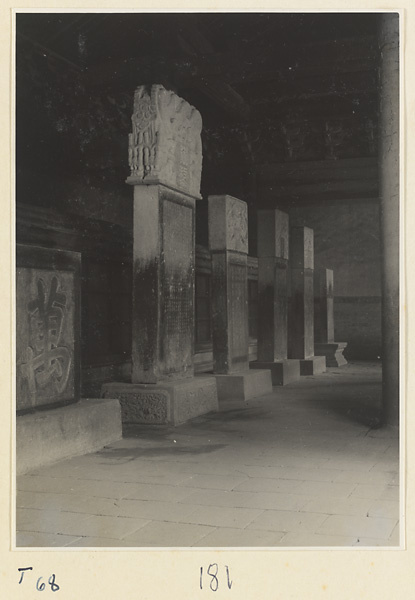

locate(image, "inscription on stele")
[[229, 262, 248, 366], [162, 201, 193, 375]]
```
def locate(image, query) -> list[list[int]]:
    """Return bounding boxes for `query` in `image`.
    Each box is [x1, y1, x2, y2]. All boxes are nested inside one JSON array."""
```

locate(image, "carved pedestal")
[[102, 85, 218, 424], [288, 227, 326, 376], [16, 245, 122, 473], [250, 209, 300, 386], [209, 195, 272, 403], [314, 269, 348, 367]]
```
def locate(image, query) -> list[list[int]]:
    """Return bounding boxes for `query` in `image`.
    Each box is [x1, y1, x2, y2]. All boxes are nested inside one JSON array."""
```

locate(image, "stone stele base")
[[250, 359, 301, 386], [300, 355, 327, 376], [16, 398, 122, 476], [215, 369, 272, 403], [101, 377, 218, 425], [315, 342, 348, 367]]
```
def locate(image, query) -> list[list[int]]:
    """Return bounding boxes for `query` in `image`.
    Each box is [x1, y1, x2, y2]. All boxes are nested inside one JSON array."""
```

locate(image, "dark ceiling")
[[16, 12, 383, 225], [16, 12, 380, 125]]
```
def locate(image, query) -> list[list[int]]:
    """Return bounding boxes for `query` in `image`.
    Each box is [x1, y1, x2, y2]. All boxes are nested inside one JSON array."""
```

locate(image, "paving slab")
[[180, 489, 309, 511], [278, 532, 357, 547], [16, 531, 81, 547], [17, 508, 96, 537], [117, 499, 196, 521], [121, 520, 215, 547], [178, 505, 263, 529], [192, 527, 286, 547], [15, 362, 400, 548], [232, 477, 304, 494], [367, 499, 400, 519], [73, 514, 150, 540], [246, 509, 329, 533], [350, 483, 398, 500], [300, 497, 372, 517], [179, 473, 249, 491], [316, 514, 398, 539]]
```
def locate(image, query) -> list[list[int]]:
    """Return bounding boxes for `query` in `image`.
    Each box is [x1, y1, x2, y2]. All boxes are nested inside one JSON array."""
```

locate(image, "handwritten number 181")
[[200, 564, 232, 591]]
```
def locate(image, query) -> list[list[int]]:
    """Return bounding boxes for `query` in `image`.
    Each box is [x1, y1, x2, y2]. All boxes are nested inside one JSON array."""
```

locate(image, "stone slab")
[[215, 369, 272, 403], [16, 244, 81, 412], [315, 342, 348, 367], [208, 195, 248, 253], [131, 185, 195, 383], [300, 355, 327, 376], [101, 377, 218, 426], [16, 398, 122, 475], [250, 360, 300, 386]]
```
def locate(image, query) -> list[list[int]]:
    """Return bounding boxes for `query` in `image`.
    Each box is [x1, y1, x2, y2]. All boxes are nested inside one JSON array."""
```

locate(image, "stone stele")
[[250, 209, 300, 385], [126, 84, 203, 198]]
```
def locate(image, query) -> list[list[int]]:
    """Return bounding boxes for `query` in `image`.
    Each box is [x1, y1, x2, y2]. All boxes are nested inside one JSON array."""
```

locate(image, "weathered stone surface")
[[288, 227, 315, 360], [315, 268, 335, 343], [315, 342, 348, 367], [208, 195, 248, 253], [16, 245, 81, 412], [257, 209, 290, 364], [314, 268, 348, 366], [209, 196, 249, 374], [127, 84, 202, 198], [250, 359, 300, 386], [257, 209, 289, 260], [290, 226, 314, 270], [102, 378, 218, 425], [16, 398, 122, 475], [300, 356, 327, 376], [131, 185, 195, 383], [215, 370, 272, 403]]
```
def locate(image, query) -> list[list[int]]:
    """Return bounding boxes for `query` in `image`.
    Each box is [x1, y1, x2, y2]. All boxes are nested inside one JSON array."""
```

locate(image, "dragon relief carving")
[[128, 84, 202, 197]]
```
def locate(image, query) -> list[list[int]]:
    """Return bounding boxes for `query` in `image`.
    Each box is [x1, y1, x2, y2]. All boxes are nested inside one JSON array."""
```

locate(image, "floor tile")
[[16, 531, 81, 547], [333, 470, 397, 485], [117, 498, 197, 521], [17, 490, 121, 517], [75, 514, 149, 540], [300, 497, 371, 517], [350, 483, 398, 500], [247, 509, 329, 533], [179, 473, 249, 491], [316, 515, 397, 539], [232, 477, 303, 494], [180, 489, 309, 511], [121, 521, 215, 546], [367, 500, 400, 519], [294, 480, 357, 498], [15, 362, 400, 549], [179, 505, 263, 528], [17, 508, 95, 536], [278, 532, 357, 547], [16, 476, 90, 495], [192, 527, 286, 547]]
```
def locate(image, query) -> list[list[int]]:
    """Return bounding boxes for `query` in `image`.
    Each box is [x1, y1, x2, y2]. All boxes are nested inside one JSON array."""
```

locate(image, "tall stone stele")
[[288, 226, 326, 375], [208, 195, 272, 402], [102, 84, 218, 425], [250, 209, 300, 385], [314, 268, 348, 366]]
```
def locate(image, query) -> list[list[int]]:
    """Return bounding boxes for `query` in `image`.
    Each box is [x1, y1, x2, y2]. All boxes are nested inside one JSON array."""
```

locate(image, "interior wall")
[[288, 202, 381, 359]]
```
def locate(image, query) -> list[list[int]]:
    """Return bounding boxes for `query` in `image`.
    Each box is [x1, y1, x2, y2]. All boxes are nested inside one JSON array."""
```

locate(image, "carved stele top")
[[208, 195, 248, 254], [127, 84, 203, 198]]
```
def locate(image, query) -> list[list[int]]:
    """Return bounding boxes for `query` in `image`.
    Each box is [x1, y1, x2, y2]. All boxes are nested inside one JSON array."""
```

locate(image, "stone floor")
[[16, 362, 400, 548]]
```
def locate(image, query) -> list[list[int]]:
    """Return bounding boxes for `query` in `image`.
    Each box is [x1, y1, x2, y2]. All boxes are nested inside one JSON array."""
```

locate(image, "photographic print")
[[14, 10, 401, 550]]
